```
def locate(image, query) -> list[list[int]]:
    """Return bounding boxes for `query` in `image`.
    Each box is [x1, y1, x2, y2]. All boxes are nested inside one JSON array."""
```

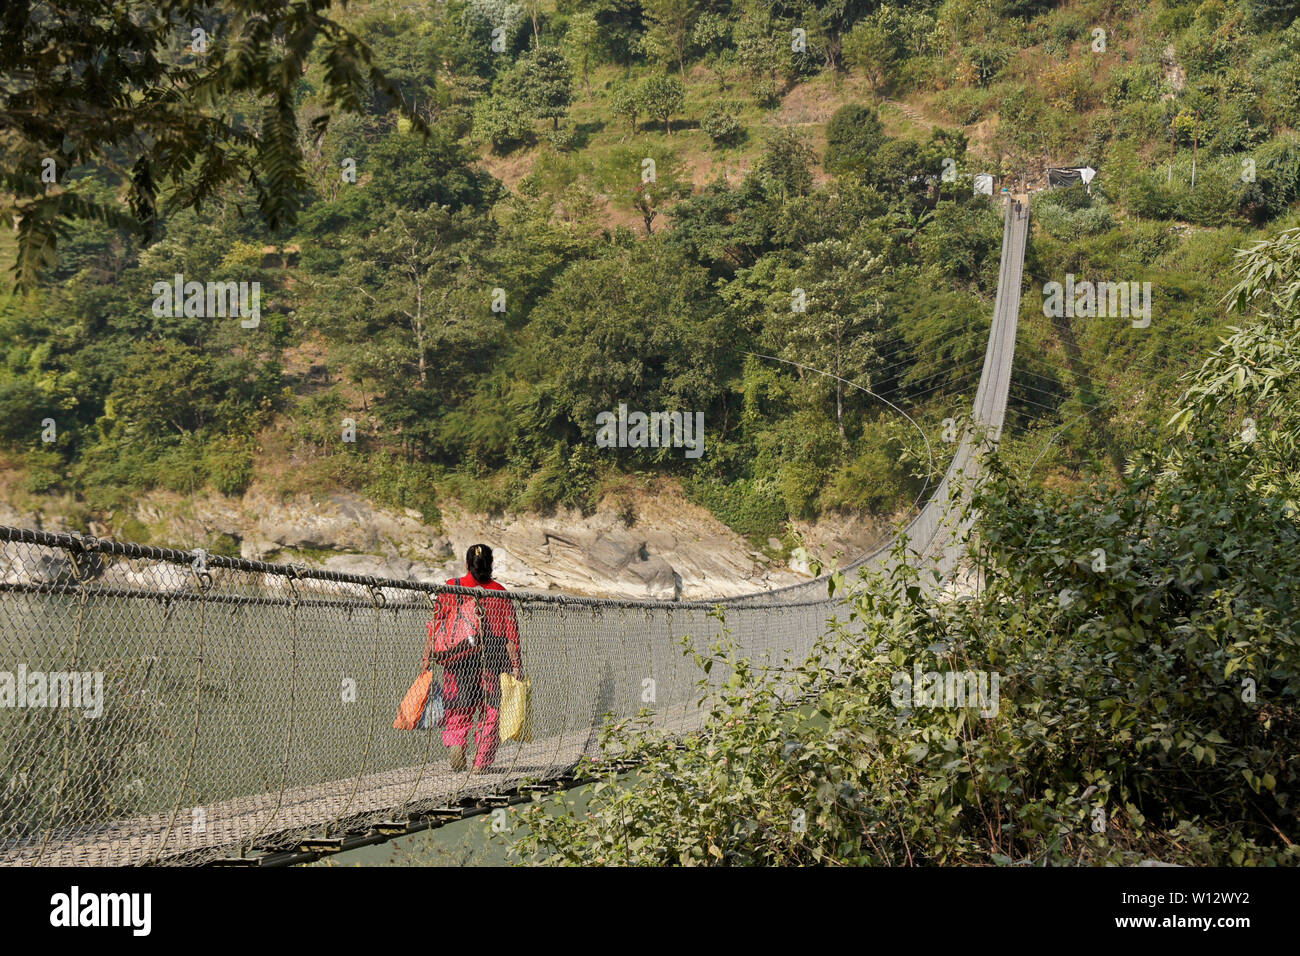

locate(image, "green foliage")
[[8, 0, 1300, 547], [756, 128, 817, 202], [358, 453, 442, 525], [640, 0, 700, 74], [1243, 135, 1300, 223], [506, 425, 1300, 864], [1248, 0, 1300, 27], [314, 451, 444, 525], [766, 238, 891, 438], [500, 45, 574, 129], [564, 12, 602, 101], [967, 42, 1013, 87], [204, 436, 256, 497], [824, 105, 886, 176], [517, 241, 728, 452], [21, 447, 65, 495], [473, 95, 537, 152], [0, 0, 430, 289], [998, 0, 1058, 16], [684, 477, 788, 537], [843, 17, 898, 91], [1171, 226, 1300, 508], [733, 18, 792, 107], [597, 145, 692, 235], [543, 124, 580, 151], [1128, 155, 1251, 226], [820, 416, 923, 514], [517, 442, 603, 513], [639, 75, 688, 134], [609, 79, 644, 133], [701, 103, 745, 148], [1035, 185, 1117, 241]]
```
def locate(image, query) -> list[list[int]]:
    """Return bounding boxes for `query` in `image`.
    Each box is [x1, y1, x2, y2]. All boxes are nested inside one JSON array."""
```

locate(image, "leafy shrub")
[[1047, 8, 1088, 48], [701, 103, 744, 148], [1035, 197, 1116, 241], [1104, 63, 1162, 107], [21, 448, 65, 495], [517, 442, 601, 514], [609, 79, 642, 132], [999, 0, 1057, 17], [150, 439, 207, 494], [1042, 59, 1099, 112], [752, 78, 780, 108], [507, 434, 1300, 865], [640, 75, 687, 133], [359, 453, 442, 524], [1247, 0, 1300, 28], [543, 124, 578, 151], [824, 104, 885, 175], [933, 86, 993, 125], [471, 95, 534, 152], [204, 436, 255, 496], [1243, 134, 1300, 222], [1128, 156, 1248, 226], [686, 476, 788, 538], [966, 43, 1012, 87], [819, 418, 920, 515], [996, 85, 1061, 153]]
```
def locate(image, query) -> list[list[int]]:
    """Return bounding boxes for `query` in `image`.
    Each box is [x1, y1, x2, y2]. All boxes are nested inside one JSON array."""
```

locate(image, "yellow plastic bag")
[[498, 673, 532, 742]]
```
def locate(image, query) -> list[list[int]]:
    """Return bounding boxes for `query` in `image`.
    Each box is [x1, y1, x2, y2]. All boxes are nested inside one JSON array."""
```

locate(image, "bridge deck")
[[2, 710, 709, 866]]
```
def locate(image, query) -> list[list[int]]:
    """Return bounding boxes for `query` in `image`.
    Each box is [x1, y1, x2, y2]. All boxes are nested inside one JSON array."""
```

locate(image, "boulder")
[[625, 554, 681, 601], [586, 533, 641, 576]]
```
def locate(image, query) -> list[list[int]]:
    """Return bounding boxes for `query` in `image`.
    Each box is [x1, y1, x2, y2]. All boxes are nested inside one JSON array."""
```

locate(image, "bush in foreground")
[[505, 431, 1300, 865]]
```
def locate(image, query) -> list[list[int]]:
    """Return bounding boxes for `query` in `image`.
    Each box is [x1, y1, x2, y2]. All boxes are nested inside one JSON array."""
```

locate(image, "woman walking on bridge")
[[429, 544, 522, 773]]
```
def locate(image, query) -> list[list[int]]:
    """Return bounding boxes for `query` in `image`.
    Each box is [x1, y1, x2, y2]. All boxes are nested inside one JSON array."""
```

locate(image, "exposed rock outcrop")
[[0, 482, 895, 601]]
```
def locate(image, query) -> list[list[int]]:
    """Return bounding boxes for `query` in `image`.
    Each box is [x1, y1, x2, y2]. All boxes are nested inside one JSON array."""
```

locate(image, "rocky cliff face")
[[0, 485, 893, 601]]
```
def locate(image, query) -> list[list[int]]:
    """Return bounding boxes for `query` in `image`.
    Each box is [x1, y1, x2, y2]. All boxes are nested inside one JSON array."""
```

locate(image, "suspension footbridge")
[[0, 200, 1029, 866]]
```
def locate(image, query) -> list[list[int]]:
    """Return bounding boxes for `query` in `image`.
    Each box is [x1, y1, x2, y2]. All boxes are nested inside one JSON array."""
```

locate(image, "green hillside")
[[2, 0, 1299, 548]]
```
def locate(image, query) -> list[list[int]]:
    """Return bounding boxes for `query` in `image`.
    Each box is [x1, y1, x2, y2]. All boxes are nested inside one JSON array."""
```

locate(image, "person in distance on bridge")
[[436, 544, 522, 773]]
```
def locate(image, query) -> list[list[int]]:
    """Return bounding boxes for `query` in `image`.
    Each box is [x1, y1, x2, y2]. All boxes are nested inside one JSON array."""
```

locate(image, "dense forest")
[[4, 0, 1298, 554]]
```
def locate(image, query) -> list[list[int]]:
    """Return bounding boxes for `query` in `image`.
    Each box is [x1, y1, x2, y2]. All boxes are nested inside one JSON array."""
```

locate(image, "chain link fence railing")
[[0, 532, 835, 865]]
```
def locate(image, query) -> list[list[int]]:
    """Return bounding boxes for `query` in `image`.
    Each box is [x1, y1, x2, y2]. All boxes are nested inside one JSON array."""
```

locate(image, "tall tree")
[[563, 12, 602, 101], [610, 79, 643, 135], [770, 238, 889, 439], [309, 205, 495, 454], [518, 242, 729, 452], [758, 127, 816, 203], [502, 45, 574, 129], [640, 75, 687, 134], [641, 0, 698, 75]]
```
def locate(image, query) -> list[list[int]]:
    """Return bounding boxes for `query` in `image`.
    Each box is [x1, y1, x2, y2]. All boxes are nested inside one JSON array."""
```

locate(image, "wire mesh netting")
[[0, 194, 1029, 868], [0, 532, 836, 865]]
